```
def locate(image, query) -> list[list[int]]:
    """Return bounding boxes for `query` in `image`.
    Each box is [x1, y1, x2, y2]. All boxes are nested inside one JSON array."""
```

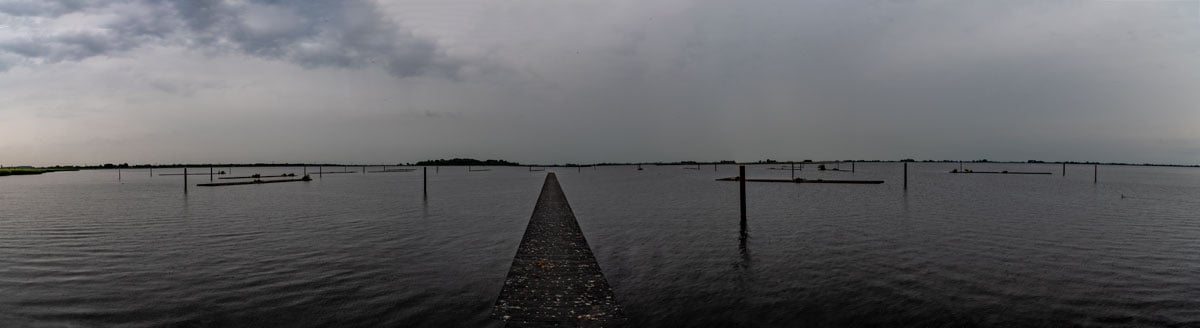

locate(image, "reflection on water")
[[738, 220, 752, 269], [1, 163, 1199, 327]]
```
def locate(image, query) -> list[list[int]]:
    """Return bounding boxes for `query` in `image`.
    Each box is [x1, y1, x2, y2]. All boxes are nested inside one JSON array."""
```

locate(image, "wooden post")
[[209, 167, 213, 181], [424, 166, 428, 197], [118, 168, 121, 181], [578, 166, 581, 173], [739, 165, 747, 227], [852, 161, 855, 173], [1094, 164, 1097, 184], [1062, 163, 1066, 176], [903, 162, 908, 190], [150, 167, 153, 177], [362, 166, 366, 174], [319, 166, 322, 178], [303, 166, 307, 176], [959, 161, 963, 172], [184, 167, 188, 194], [714, 164, 717, 171], [791, 162, 795, 180]]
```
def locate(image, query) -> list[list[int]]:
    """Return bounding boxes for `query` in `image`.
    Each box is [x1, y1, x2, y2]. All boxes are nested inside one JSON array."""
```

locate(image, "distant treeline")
[[415, 158, 521, 166], [0, 167, 78, 176], [35, 163, 414, 170]]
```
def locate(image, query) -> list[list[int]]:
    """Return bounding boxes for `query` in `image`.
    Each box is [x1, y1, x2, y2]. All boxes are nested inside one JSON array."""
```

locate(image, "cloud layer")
[[0, 0, 1197, 165], [0, 0, 460, 77]]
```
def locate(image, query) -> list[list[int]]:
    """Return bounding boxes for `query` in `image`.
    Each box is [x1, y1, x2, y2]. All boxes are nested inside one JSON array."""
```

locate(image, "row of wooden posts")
[[125, 161, 1102, 201], [737, 162, 1104, 222], [128, 165, 501, 194]]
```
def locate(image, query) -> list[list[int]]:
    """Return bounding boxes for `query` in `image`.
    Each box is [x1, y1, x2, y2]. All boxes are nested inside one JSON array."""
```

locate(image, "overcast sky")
[[1, 0, 1197, 166]]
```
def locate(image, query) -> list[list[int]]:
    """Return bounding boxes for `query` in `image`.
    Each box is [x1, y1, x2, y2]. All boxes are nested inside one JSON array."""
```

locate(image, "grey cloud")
[[1, 0, 1197, 165], [145, 77, 223, 97], [0, 30, 141, 64], [0, 0, 460, 78], [0, 0, 89, 17]]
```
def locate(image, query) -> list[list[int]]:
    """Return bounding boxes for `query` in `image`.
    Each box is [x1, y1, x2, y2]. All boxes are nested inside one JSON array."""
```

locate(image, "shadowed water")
[[1, 163, 1198, 327]]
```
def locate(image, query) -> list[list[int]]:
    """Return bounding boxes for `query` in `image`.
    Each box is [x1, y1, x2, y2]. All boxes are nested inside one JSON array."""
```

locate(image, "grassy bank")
[[0, 168, 79, 177]]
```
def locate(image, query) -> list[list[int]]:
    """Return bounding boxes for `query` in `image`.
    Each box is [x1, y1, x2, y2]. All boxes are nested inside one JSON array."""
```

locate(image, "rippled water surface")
[[2, 163, 1198, 327]]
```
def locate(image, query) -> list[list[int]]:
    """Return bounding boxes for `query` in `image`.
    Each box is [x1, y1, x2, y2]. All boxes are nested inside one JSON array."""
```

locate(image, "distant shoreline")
[[0, 168, 79, 177], [4, 159, 1197, 172]]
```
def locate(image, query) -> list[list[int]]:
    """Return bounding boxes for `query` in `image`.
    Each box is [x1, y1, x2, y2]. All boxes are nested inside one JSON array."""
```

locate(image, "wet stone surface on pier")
[[493, 173, 624, 327]]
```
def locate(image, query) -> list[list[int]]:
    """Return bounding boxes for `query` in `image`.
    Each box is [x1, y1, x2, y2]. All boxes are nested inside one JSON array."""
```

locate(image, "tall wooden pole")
[[739, 165, 747, 226], [791, 162, 795, 180], [319, 166, 322, 179], [150, 167, 153, 177], [303, 166, 307, 176], [852, 161, 855, 173], [118, 168, 121, 181], [184, 167, 188, 194], [423, 166, 428, 197], [1094, 164, 1097, 184], [209, 167, 213, 181], [903, 162, 908, 190], [1062, 163, 1066, 176]]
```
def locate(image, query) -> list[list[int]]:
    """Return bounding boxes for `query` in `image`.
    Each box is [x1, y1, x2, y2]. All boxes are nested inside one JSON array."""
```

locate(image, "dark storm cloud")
[[0, 0, 459, 77]]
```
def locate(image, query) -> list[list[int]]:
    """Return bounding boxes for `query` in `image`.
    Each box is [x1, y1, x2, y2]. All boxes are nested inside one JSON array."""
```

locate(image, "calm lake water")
[[1, 163, 1198, 327]]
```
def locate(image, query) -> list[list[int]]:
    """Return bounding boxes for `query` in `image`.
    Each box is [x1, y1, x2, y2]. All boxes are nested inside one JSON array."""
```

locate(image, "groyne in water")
[[218, 174, 296, 180], [196, 176, 311, 187], [493, 173, 624, 327], [950, 171, 1052, 175], [716, 177, 884, 184]]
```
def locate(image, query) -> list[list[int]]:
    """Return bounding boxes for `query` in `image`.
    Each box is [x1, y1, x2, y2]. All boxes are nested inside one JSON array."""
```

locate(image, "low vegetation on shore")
[[0, 168, 79, 177]]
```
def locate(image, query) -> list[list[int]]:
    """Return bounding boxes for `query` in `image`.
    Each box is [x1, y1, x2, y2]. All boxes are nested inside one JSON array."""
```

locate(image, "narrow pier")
[[950, 171, 1051, 175], [716, 177, 884, 184], [160, 172, 226, 176], [218, 174, 296, 180], [493, 173, 624, 327], [367, 169, 416, 173], [196, 176, 311, 187]]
